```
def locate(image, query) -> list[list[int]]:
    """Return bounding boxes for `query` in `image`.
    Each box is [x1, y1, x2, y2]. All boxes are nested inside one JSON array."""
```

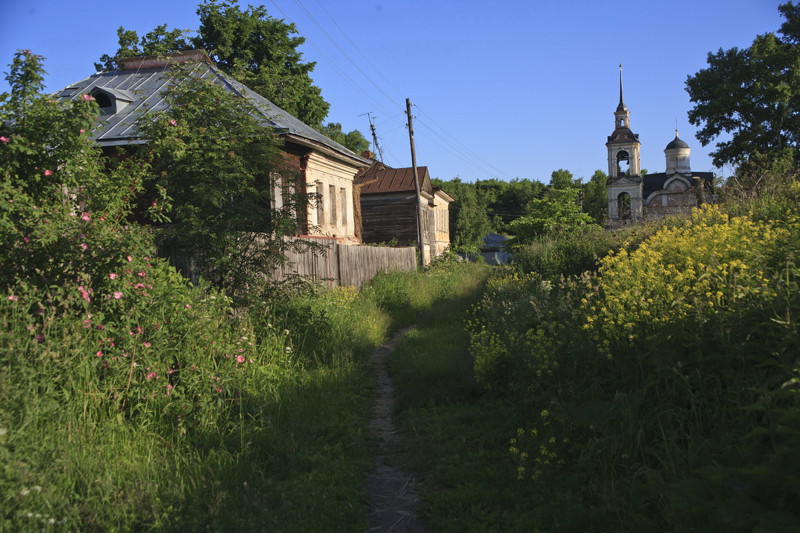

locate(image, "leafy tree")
[[686, 2, 800, 169], [1, 50, 152, 292], [135, 64, 312, 299], [549, 168, 575, 190], [476, 178, 544, 231], [195, 0, 329, 126], [95, 25, 193, 71], [319, 122, 370, 154], [433, 178, 492, 253], [96, 0, 330, 127], [507, 188, 597, 246], [582, 170, 608, 224], [2, 51, 104, 205]]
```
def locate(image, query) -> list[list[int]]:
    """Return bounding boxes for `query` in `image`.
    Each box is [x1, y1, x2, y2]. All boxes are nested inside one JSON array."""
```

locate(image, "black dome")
[[666, 136, 689, 150]]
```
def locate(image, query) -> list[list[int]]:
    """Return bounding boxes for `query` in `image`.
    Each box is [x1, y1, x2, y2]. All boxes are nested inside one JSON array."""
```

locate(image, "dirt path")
[[366, 326, 427, 533]]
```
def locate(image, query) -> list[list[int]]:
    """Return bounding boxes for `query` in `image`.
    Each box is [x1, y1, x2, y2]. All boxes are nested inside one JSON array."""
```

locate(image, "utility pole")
[[367, 113, 384, 162], [359, 112, 385, 162], [406, 98, 425, 267]]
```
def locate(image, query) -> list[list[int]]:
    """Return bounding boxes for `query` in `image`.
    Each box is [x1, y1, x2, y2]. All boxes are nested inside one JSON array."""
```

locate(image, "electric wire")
[[271, 0, 505, 179]]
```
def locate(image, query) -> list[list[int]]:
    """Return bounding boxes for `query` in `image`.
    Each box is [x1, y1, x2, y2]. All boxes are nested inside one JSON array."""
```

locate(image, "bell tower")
[[606, 65, 643, 224]]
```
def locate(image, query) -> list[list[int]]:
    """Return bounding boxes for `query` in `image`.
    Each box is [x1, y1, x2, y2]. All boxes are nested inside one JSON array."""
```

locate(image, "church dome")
[[665, 135, 689, 150]]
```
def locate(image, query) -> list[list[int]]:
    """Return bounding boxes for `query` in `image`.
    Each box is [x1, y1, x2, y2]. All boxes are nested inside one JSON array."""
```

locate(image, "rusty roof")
[[358, 165, 433, 195]]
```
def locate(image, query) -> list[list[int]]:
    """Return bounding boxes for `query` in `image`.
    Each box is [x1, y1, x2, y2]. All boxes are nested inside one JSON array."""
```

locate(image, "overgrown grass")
[[462, 198, 800, 531], [1, 256, 489, 531], [387, 266, 578, 532]]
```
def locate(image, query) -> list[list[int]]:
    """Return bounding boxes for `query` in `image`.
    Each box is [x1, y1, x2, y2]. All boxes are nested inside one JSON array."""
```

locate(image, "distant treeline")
[[433, 169, 608, 252]]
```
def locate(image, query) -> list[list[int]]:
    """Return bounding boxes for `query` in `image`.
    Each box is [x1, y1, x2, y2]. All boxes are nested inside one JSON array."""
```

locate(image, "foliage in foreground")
[[1, 251, 488, 531], [468, 200, 800, 531]]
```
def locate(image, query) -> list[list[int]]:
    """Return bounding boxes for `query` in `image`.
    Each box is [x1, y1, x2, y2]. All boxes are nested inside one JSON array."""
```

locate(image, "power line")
[[270, 1, 510, 179], [310, 0, 406, 102], [289, 0, 402, 109]]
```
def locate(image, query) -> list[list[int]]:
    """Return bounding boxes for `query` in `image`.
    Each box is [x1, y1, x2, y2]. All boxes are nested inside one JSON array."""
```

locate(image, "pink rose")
[[113, 291, 123, 299], [236, 355, 245, 363], [43, 169, 53, 177], [0, 136, 9, 143]]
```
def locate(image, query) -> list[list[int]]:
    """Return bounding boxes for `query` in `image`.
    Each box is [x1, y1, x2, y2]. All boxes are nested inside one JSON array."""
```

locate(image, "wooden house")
[[55, 50, 369, 243], [355, 162, 453, 263]]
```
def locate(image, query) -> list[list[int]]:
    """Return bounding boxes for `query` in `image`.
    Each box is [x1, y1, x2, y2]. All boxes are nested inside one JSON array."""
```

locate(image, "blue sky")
[[0, 0, 787, 183]]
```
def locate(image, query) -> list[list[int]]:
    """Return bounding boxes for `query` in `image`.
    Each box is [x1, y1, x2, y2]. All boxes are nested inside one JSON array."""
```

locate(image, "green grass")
[[1, 259, 492, 531], [388, 267, 587, 532]]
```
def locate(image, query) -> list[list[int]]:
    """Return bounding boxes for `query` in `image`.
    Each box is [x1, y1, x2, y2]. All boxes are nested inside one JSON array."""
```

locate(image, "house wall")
[[361, 193, 419, 245], [432, 192, 452, 257], [304, 151, 362, 243]]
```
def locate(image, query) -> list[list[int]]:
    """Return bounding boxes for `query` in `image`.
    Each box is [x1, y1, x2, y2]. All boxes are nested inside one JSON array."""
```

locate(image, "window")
[[315, 181, 324, 226], [93, 91, 113, 114], [329, 184, 337, 227], [340, 187, 347, 227], [616, 150, 630, 176], [618, 192, 631, 220]]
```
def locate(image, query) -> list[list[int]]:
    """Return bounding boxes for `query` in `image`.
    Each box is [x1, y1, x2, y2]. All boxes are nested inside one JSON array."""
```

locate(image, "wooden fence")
[[162, 237, 417, 290], [271, 238, 417, 288]]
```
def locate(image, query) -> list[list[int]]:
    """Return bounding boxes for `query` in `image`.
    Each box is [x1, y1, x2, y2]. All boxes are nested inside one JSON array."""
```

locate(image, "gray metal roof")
[[55, 60, 368, 164], [665, 135, 690, 150]]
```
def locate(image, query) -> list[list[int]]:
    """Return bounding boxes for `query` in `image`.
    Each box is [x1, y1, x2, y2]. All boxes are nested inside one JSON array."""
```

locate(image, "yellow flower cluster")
[[583, 205, 783, 355]]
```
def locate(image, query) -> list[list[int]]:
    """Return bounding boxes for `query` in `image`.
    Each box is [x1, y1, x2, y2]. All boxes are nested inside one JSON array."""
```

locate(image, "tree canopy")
[[96, 0, 330, 127], [136, 64, 310, 298], [549, 168, 575, 190], [582, 170, 608, 224], [506, 188, 596, 246], [686, 2, 800, 170], [433, 177, 492, 254], [318, 123, 370, 154]]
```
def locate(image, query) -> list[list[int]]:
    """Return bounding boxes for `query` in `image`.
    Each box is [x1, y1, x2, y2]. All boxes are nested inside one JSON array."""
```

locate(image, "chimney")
[[120, 50, 211, 70]]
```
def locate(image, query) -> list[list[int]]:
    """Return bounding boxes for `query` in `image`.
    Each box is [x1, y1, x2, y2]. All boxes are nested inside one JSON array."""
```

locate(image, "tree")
[[319, 122, 370, 154], [1, 50, 152, 293], [136, 64, 311, 298], [476, 178, 544, 231], [686, 2, 800, 169], [506, 188, 596, 246], [95, 25, 193, 71], [582, 170, 608, 224], [549, 168, 575, 190], [96, 0, 330, 127], [433, 178, 492, 253]]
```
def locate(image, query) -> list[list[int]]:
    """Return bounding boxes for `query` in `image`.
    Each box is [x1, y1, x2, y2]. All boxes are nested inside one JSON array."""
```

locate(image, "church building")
[[606, 66, 714, 226]]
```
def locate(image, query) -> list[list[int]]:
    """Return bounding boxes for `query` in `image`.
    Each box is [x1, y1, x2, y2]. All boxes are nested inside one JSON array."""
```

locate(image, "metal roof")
[[55, 57, 368, 165], [357, 164, 433, 195]]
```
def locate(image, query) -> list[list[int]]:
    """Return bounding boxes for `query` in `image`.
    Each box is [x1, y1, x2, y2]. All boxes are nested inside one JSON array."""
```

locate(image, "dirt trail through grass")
[[366, 326, 427, 533]]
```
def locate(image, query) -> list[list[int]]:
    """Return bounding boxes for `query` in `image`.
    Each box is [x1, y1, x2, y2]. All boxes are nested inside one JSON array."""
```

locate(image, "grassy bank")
[[1, 256, 489, 531]]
